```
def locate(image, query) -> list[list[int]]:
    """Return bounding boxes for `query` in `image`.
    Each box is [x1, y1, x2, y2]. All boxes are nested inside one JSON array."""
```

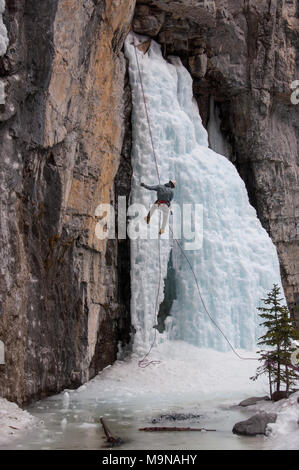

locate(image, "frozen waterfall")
[[125, 34, 284, 356]]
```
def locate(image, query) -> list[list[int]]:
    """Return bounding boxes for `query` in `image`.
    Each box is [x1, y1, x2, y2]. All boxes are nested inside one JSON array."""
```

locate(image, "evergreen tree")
[[250, 284, 299, 398]]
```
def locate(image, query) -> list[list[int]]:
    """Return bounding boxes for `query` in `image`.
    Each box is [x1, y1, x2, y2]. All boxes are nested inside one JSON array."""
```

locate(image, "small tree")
[[250, 284, 299, 398]]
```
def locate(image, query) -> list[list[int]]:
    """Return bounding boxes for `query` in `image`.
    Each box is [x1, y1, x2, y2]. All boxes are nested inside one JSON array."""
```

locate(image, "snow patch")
[[247, 391, 299, 450], [0, 397, 36, 445], [79, 423, 98, 429]]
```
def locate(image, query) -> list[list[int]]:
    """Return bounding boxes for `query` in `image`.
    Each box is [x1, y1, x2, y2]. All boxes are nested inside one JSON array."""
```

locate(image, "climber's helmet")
[[169, 180, 177, 188]]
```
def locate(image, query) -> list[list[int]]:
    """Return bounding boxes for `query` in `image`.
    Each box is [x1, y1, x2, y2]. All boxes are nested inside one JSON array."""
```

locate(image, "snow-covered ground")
[[0, 397, 36, 445], [247, 391, 299, 450], [80, 342, 268, 402]]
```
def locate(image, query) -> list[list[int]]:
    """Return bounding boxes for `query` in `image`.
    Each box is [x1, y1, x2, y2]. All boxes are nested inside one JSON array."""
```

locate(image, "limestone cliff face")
[[133, 0, 299, 326], [0, 0, 135, 403]]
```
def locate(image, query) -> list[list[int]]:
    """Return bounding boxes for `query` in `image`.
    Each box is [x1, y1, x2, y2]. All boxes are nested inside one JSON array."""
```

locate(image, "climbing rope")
[[132, 35, 162, 368], [131, 32, 258, 364]]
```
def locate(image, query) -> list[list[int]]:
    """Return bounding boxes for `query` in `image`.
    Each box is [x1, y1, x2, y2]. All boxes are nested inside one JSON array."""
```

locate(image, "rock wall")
[[0, 0, 135, 404], [133, 0, 299, 326]]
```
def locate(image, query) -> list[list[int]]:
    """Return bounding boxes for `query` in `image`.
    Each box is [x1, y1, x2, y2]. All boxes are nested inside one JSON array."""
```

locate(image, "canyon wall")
[[0, 0, 135, 404]]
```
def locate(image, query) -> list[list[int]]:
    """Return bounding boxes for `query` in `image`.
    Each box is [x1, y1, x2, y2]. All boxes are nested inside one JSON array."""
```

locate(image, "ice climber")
[[141, 180, 177, 235]]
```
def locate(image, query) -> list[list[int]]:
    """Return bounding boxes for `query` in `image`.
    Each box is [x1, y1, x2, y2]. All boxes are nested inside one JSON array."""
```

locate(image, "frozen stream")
[[1, 344, 273, 450], [3, 396, 265, 451]]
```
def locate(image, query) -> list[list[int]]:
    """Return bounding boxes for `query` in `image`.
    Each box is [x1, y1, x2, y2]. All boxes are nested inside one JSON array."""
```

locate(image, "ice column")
[[125, 34, 284, 354]]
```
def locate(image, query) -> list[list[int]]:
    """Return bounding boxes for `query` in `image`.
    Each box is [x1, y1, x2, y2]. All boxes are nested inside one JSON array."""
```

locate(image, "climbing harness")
[[155, 200, 171, 207], [131, 32, 261, 366]]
